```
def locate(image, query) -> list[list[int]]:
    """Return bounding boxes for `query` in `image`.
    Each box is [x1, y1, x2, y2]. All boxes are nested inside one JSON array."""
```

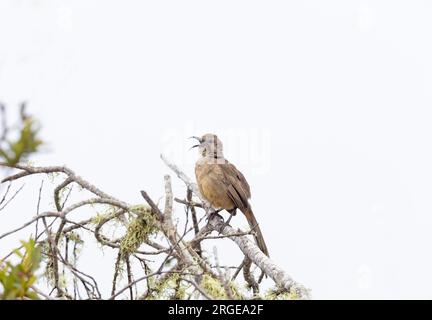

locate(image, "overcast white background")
[[1, 0, 432, 299]]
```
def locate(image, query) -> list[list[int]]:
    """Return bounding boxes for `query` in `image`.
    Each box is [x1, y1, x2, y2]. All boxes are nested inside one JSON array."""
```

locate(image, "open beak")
[[189, 136, 203, 142], [189, 136, 202, 150]]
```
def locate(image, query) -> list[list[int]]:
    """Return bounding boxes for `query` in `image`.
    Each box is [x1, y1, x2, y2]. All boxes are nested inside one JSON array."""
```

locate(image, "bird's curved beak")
[[189, 136, 202, 150]]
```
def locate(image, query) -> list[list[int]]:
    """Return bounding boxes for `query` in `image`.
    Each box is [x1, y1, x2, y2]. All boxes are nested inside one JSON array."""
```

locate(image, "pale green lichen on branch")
[[201, 274, 244, 300], [264, 287, 301, 300], [145, 273, 188, 300], [119, 205, 158, 258], [90, 205, 127, 227], [42, 231, 83, 288]]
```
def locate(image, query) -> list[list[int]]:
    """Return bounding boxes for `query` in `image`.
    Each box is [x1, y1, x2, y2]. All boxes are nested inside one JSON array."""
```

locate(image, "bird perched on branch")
[[191, 134, 269, 257]]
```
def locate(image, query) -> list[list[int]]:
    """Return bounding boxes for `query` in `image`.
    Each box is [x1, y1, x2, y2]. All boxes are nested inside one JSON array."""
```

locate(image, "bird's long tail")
[[243, 208, 269, 257]]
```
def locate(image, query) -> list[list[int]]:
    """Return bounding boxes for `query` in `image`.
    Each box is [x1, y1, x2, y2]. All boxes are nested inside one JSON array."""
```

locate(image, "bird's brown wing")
[[219, 162, 251, 212], [220, 162, 269, 256]]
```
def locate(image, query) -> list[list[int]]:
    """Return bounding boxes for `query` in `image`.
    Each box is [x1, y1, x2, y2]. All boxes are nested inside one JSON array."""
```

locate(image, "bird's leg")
[[225, 208, 237, 226], [216, 209, 237, 236]]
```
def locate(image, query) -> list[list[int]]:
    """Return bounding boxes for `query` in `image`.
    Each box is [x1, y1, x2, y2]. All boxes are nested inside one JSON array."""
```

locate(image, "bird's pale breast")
[[195, 162, 236, 210]]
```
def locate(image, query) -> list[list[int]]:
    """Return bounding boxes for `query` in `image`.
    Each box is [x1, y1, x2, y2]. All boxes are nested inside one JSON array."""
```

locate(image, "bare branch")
[[0, 183, 25, 212], [0, 212, 62, 240], [0, 163, 127, 207]]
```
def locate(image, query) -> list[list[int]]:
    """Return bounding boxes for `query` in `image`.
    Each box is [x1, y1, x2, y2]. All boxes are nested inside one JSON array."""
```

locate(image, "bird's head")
[[190, 133, 224, 159]]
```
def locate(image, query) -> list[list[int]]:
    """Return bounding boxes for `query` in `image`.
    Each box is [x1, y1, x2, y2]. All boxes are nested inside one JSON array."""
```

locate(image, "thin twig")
[[0, 183, 25, 212]]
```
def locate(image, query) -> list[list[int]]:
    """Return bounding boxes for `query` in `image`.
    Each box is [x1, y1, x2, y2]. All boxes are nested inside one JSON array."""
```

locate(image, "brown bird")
[[191, 134, 269, 257]]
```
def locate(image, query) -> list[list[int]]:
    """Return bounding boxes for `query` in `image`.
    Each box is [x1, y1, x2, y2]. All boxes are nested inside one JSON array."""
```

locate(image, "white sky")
[[1, 0, 432, 299]]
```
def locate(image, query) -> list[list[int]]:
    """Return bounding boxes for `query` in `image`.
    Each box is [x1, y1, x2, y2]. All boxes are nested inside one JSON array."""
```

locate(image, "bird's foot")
[[218, 209, 236, 234], [207, 208, 222, 220]]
